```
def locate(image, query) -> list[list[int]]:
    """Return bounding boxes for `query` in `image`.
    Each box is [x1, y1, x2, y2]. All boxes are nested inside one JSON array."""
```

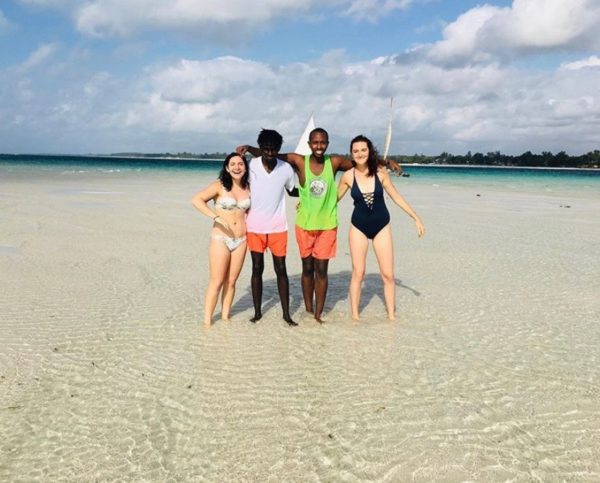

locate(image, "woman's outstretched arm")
[[379, 170, 425, 237]]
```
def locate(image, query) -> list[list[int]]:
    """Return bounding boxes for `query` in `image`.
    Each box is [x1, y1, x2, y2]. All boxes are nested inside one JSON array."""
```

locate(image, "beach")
[[1, 161, 599, 481]]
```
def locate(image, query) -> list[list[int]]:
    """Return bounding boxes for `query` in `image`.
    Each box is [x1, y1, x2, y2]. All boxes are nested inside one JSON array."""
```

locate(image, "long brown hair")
[[350, 135, 380, 177], [218, 153, 249, 191]]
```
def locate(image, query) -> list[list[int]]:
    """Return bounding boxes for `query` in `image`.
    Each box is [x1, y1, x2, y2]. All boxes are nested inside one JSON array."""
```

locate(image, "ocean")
[[2, 153, 599, 192], [1, 153, 599, 481]]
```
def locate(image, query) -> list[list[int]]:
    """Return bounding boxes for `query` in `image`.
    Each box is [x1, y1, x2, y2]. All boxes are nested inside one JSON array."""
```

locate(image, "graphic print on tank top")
[[309, 177, 327, 198]]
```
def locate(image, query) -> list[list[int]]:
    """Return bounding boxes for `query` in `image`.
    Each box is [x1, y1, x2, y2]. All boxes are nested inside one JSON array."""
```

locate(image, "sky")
[[1, 0, 599, 155]]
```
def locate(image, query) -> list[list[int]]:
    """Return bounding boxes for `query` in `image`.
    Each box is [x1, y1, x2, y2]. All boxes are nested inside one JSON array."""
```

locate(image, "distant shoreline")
[[1, 153, 599, 171]]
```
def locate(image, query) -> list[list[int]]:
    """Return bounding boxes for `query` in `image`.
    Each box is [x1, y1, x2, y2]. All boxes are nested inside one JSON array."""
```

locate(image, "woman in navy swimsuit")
[[337, 135, 425, 320]]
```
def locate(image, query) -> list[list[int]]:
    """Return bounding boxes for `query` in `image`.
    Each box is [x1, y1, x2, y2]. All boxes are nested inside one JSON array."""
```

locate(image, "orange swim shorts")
[[295, 226, 337, 260], [247, 231, 288, 257]]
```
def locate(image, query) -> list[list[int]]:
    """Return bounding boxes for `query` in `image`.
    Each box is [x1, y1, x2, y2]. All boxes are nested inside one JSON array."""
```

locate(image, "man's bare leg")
[[301, 256, 315, 314], [273, 255, 297, 326], [250, 251, 264, 322], [313, 258, 329, 323]]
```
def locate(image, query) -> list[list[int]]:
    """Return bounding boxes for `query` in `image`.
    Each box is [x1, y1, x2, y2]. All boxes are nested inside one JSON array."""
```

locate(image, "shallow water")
[[1, 163, 599, 481]]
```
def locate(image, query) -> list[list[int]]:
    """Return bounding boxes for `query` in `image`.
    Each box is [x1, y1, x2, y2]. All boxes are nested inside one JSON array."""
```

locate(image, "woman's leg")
[[372, 225, 395, 319], [221, 242, 247, 321], [348, 225, 369, 320], [204, 238, 231, 326]]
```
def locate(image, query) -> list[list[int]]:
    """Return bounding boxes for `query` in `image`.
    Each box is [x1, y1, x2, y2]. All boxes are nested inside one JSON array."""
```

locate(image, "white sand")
[[1, 166, 599, 481]]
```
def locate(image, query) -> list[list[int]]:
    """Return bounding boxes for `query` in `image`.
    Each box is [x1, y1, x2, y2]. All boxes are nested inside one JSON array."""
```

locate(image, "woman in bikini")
[[337, 135, 425, 320], [192, 153, 251, 326]]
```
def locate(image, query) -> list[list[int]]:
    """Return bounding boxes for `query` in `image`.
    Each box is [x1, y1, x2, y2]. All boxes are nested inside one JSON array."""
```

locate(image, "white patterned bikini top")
[[214, 196, 251, 212]]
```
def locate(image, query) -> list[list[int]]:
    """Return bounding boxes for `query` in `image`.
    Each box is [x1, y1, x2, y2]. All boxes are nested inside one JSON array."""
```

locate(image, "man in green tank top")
[[277, 128, 401, 323], [239, 128, 401, 323]]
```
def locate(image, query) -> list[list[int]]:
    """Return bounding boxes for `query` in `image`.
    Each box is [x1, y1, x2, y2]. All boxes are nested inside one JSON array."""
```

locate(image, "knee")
[[381, 271, 395, 285], [301, 257, 314, 276], [251, 263, 264, 277], [315, 267, 328, 280], [352, 269, 365, 283], [208, 278, 224, 292], [274, 265, 287, 278], [302, 266, 314, 277]]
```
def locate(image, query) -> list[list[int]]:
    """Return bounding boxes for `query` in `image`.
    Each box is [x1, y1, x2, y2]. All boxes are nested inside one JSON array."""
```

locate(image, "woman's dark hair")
[[219, 152, 249, 191], [350, 134, 380, 177], [257, 129, 283, 150]]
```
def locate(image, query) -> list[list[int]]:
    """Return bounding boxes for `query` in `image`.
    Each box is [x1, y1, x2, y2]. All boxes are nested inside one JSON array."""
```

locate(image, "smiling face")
[[308, 131, 329, 158], [351, 141, 369, 166], [225, 155, 247, 180]]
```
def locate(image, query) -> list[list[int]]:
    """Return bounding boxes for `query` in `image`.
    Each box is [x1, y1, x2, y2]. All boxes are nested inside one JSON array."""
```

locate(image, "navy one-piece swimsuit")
[[350, 171, 390, 239]]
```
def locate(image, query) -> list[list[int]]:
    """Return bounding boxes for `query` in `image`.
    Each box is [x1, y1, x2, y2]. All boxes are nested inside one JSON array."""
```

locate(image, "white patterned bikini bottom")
[[211, 235, 246, 252]]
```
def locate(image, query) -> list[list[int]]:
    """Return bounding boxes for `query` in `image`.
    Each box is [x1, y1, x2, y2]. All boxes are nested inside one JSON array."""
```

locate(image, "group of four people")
[[192, 127, 425, 327]]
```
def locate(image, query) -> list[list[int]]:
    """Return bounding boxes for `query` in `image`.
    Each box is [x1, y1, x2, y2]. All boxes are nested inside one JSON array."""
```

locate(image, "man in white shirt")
[[243, 129, 298, 326]]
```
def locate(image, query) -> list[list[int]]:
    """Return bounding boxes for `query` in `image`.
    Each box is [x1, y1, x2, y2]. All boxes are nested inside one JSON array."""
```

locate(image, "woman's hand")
[[214, 216, 233, 234], [415, 217, 425, 238]]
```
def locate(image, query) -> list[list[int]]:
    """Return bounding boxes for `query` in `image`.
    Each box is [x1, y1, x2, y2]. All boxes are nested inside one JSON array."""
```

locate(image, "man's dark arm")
[[236, 145, 261, 157], [286, 187, 299, 197], [384, 158, 403, 175]]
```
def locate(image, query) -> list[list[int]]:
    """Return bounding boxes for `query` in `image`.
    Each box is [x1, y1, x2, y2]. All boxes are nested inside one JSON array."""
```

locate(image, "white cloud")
[[152, 57, 276, 104], [2, 47, 599, 155], [561, 55, 600, 70], [18, 43, 58, 72], [17, 0, 419, 37], [344, 0, 414, 21], [73, 0, 337, 37], [418, 0, 600, 66], [0, 9, 11, 32], [19, 0, 73, 5]]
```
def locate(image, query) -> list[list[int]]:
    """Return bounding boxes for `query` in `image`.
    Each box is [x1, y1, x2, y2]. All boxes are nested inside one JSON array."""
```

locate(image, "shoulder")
[[287, 153, 305, 166], [330, 155, 352, 171], [341, 168, 353, 183], [277, 158, 294, 171], [202, 180, 223, 197], [377, 167, 391, 183]]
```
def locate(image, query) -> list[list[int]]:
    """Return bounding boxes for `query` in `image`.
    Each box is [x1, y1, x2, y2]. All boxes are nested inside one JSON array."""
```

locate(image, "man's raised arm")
[[236, 145, 261, 157], [332, 154, 402, 175]]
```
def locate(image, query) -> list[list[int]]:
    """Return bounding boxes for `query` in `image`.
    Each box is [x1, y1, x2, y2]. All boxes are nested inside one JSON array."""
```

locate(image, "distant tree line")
[[110, 152, 228, 159], [109, 149, 599, 168], [388, 150, 599, 168]]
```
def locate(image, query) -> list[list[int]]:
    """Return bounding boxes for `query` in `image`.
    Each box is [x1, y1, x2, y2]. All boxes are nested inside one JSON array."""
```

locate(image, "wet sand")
[[1, 166, 599, 481]]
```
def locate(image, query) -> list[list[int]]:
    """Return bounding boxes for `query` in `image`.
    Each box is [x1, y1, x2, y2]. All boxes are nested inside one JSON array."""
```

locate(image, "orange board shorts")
[[295, 226, 337, 260], [247, 231, 288, 257]]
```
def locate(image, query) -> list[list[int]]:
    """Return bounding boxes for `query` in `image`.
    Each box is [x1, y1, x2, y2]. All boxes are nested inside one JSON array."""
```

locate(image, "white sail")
[[382, 97, 393, 160], [295, 114, 315, 155]]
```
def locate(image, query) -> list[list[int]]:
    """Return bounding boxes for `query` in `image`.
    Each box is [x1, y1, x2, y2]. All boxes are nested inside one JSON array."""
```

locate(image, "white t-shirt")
[[247, 157, 296, 233]]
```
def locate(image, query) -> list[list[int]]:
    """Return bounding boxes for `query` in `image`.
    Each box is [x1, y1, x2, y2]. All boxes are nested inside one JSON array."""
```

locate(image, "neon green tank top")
[[296, 155, 338, 230]]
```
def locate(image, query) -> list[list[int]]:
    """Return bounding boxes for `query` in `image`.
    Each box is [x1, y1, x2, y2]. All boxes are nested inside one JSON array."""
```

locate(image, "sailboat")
[[383, 98, 393, 161], [294, 114, 315, 155], [382, 97, 408, 176]]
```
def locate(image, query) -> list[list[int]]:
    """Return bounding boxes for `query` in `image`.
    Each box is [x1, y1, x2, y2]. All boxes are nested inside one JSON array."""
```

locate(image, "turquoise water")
[[1, 154, 599, 193]]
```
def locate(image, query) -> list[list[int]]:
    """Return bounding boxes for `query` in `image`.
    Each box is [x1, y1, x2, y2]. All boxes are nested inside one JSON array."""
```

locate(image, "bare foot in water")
[[315, 314, 326, 324], [284, 315, 298, 327]]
